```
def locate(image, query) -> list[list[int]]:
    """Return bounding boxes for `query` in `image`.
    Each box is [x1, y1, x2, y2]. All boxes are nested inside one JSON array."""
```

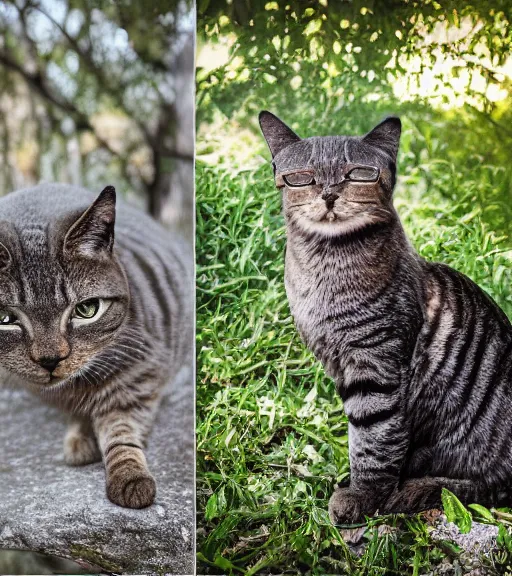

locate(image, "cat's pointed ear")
[[259, 111, 301, 157], [363, 117, 401, 162], [64, 186, 116, 257], [0, 242, 12, 271]]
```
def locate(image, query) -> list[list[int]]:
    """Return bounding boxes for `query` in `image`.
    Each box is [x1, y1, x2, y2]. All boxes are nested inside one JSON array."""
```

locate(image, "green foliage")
[[197, 0, 512, 126], [468, 503, 496, 523], [441, 489, 472, 534]]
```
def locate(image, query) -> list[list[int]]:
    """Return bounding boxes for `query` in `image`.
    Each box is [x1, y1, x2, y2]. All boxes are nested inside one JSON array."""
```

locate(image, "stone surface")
[[430, 515, 499, 557], [429, 515, 499, 575], [0, 367, 195, 575]]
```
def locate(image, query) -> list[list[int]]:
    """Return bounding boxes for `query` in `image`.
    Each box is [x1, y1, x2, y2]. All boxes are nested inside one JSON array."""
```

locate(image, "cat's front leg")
[[93, 406, 157, 509], [329, 382, 409, 524], [64, 417, 101, 465]]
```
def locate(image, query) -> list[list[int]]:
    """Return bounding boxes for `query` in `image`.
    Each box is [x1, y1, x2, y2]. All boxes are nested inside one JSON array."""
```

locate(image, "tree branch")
[[0, 49, 119, 159], [30, 2, 156, 148]]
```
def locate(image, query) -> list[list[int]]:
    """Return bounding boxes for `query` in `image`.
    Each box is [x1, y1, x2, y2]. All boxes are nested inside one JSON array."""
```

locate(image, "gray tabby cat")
[[0, 183, 191, 509], [259, 111, 512, 523]]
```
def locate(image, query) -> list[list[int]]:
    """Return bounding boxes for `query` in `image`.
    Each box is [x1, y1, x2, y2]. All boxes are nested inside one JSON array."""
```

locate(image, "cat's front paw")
[[106, 468, 156, 509], [328, 486, 376, 524], [64, 429, 101, 466]]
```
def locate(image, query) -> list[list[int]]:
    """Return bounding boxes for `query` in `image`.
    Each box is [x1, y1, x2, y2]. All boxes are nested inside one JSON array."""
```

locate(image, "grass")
[[196, 116, 512, 574]]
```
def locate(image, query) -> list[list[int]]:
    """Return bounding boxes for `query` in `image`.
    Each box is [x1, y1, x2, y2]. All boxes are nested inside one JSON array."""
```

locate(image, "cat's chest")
[[284, 251, 388, 359], [285, 247, 384, 322]]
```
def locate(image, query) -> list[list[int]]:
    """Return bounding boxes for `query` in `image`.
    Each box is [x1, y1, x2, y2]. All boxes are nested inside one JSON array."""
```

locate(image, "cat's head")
[[259, 111, 401, 237], [0, 186, 130, 386]]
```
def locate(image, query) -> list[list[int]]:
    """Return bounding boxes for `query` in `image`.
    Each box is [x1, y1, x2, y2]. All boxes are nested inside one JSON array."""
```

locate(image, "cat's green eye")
[[283, 172, 315, 187], [71, 298, 111, 327], [74, 299, 100, 319], [0, 310, 17, 324], [347, 166, 379, 182]]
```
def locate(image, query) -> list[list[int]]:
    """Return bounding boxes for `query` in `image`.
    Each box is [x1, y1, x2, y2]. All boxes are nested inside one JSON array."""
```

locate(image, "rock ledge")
[[0, 370, 194, 575]]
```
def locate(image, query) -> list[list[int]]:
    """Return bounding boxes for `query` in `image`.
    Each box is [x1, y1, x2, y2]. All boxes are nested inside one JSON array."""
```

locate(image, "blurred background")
[[0, 0, 194, 241], [197, 1, 511, 184], [196, 1, 512, 574]]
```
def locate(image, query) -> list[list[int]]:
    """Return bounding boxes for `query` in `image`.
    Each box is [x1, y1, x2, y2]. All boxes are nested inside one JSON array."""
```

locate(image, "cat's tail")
[[383, 476, 506, 513]]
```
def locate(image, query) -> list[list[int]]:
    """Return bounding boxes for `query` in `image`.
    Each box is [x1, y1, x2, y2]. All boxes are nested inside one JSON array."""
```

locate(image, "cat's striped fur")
[[259, 111, 512, 523], [0, 183, 192, 508]]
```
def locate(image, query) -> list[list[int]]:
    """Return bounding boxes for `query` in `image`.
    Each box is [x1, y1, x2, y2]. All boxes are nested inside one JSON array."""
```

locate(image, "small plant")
[[441, 489, 473, 534]]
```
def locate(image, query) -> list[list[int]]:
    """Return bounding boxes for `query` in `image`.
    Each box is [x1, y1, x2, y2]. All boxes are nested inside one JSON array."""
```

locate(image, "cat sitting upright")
[[0, 184, 192, 509], [259, 111, 512, 523]]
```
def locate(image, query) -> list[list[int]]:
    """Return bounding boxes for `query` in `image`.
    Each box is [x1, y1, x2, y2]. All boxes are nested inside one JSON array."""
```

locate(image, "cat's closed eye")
[[283, 172, 316, 187], [346, 166, 379, 182]]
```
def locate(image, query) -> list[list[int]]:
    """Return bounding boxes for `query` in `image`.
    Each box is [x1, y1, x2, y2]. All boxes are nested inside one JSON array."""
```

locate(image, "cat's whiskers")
[[114, 347, 147, 359], [85, 367, 106, 386], [102, 347, 144, 362], [78, 367, 97, 388], [88, 359, 114, 374], [118, 333, 149, 348], [87, 355, 130, 378]]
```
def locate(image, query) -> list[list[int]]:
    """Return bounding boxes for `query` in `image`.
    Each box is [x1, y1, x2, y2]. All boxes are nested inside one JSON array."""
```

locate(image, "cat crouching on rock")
[[0, 184, 192, 509], [259, 111, 512, 524]]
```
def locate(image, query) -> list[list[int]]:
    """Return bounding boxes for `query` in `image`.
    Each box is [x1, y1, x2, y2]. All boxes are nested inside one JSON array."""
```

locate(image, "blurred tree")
[[0, 0, 194, 236], [197, 0, 512, 135]]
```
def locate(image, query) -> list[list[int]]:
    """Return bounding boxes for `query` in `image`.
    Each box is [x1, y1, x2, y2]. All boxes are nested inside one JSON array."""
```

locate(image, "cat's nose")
[[38, 356, 63, 373], [322, 190, 339, 208]]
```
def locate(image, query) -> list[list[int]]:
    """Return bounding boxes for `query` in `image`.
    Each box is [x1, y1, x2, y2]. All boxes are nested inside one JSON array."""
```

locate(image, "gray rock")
[[429, 515, 499, 575], [0, 367, 195, 575], [430, 515, 499, 558]]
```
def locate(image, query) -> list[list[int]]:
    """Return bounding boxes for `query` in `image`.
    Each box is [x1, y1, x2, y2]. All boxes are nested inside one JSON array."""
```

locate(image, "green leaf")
[[198, 0, 210, 14], [441, 488, 472, 534], [438, 538, 462, 556], [205, 492, 218, 521], [460, 207, 482, 223], [303, 19, 322, 36], [497, 523, 512, 552], [311, 506, 331, 526], [217, 485, 227, 516], [468, 503, 495, 523], [214, 553, 242, 571]]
